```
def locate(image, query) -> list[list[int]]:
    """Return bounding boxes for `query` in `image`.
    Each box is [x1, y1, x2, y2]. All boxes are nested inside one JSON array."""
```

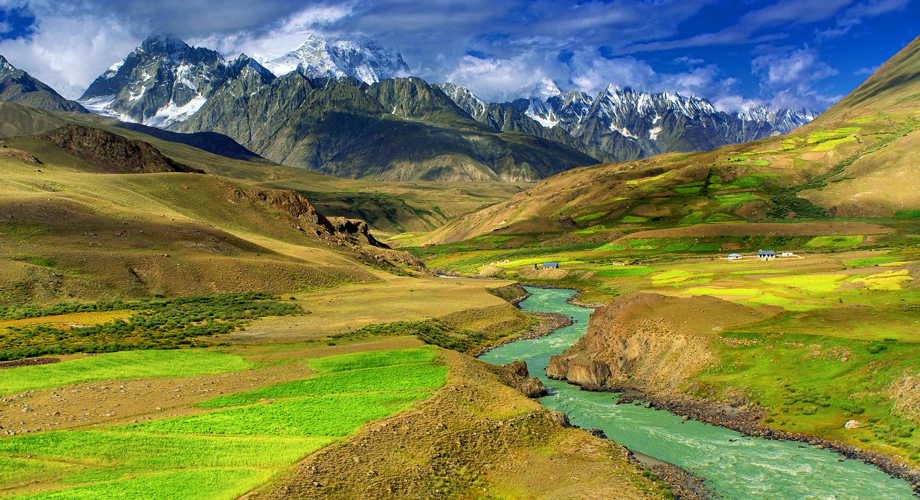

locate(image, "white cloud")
[[752, 46, 838, 86], [443, 52, 563, 103], [192, 3, 359, 62], [0, 7, 139, 99], [752, 45, 841, 109]]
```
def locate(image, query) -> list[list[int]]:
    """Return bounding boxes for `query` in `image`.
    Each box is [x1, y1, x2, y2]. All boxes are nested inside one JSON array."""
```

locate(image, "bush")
[[867, 342, 888, 354]]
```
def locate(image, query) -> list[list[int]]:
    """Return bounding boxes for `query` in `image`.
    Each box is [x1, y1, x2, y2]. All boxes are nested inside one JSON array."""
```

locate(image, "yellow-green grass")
[[810, 136, 856, 151], [621, 215, 649, 223], [849, 269, 913, 290], [652, 270, 713, 285], [0, 350, 252, 395], [591, 266, 659, 277], [844, 256, 900, 267], [806, 127, 860, 143], [805, 235, 865, 248], [0, 432, 327, 469], [493, 257, 583, 269], [308, 346, 439, 372], [760, 275, 848, 293], [681, 287, 761, 298], [573, 211, 609, 223], [697, 329, 920, 461], [0, 346, 446, 499], [125, 391, 429, 437], [200, 364, 445, 409], [14, 468, 276, 500]]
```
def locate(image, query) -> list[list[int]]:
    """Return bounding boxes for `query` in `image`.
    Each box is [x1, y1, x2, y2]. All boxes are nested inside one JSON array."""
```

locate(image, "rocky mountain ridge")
[[0, 56, 88, 114], [70, 35, 818, 180], [441, 81, 817, 163], [169, 73, 598, 181]]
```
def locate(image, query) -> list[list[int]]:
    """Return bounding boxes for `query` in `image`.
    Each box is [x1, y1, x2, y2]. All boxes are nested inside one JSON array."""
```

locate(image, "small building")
[[727, 253, 742, 260], [542, 262, 560, 269], [757, 250, 776, 259], [781, 252, 794, 257]]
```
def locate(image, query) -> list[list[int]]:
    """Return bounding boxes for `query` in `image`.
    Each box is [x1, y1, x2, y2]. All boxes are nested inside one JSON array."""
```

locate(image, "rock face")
[[326, 217, 389, 248], [0, 56, 87, 113], [547, 293, 769, 392], [31, 125, 201, 174], [496, 360, 548, 398]]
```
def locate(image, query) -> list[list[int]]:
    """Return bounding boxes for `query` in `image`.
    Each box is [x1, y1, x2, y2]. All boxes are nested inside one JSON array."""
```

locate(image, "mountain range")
[[2, 34, 816, 182], [0, 55, 87, 114]]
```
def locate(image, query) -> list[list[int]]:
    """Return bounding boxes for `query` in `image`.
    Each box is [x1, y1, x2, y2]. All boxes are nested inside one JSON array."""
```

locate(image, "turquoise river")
[[479, 287, 916, 499]]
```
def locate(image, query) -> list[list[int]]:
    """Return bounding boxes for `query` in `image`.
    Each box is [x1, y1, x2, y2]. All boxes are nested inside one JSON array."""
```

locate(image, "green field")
[[0, 350, 252, 395], [0, 346, 446, 498]]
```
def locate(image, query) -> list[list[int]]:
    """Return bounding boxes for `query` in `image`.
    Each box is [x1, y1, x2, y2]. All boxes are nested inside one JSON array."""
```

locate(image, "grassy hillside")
[[418, 37, 920, 247], [0, 106, 527, 235]]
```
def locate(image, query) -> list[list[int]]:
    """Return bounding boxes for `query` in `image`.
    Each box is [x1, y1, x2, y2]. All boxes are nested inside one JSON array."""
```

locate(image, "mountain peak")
[[0, 55, 16, 78], [141, 35, 190, 52], [262, 34, 410, 84]]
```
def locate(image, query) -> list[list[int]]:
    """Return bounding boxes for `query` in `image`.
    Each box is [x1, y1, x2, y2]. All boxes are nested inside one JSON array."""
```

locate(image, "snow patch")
[[79, 95, 137, 123], [610, 124, 637, 140], [649, 126, 662, 141], [528, 112, 559, 128], [144, 96, 208, 127], [128, 86, 146, 101]]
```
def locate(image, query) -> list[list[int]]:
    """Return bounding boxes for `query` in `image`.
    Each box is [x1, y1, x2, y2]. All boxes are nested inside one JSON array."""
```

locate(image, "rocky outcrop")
[[30, 125, 201, 174], [485, 283, 531, 305], [495, 360, 547, 398], [225, 184, 426, 274], [0, 146, 42, 165], [547, 293, 769, 392], [326, 217, 388, 248]]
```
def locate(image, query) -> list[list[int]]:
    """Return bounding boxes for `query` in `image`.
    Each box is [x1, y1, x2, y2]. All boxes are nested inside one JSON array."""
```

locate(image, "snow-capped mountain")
[[738, 106, 818, 134], [441, 82, 816, 162], [79, 36, 274, 127], [435, 83, 488, 119], [262, 35, 410, 84]]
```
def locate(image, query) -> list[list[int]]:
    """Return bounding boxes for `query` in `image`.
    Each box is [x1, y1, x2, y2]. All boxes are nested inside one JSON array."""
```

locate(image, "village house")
[[727, 253, 742, 260]]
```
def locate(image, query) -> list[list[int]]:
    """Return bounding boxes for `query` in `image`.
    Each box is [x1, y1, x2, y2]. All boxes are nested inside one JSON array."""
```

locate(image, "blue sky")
[[0, 0, 917, 112]]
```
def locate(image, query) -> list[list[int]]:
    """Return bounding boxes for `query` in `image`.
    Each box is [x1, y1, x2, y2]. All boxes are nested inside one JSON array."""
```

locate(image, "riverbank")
[[473, 312, 573, 357], [626, 449, 713, 500], [612, 389, 920, 495], [478, 287, 710, 499]]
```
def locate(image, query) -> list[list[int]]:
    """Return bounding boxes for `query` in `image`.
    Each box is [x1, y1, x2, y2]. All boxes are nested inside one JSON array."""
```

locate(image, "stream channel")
[[478, 287, 916, 499]]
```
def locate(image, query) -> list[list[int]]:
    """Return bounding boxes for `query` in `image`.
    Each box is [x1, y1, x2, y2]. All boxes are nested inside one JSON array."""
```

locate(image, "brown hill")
[[30, 125, 202, 174], [546, 293, 772, 393]]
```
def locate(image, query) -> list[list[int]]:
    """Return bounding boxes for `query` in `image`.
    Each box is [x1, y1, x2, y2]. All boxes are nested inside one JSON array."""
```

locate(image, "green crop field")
[[0, 346, 445, 498], [0, 350, 252, 394], [805, 235, 865, 248], [127, 392, 429, 437]]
